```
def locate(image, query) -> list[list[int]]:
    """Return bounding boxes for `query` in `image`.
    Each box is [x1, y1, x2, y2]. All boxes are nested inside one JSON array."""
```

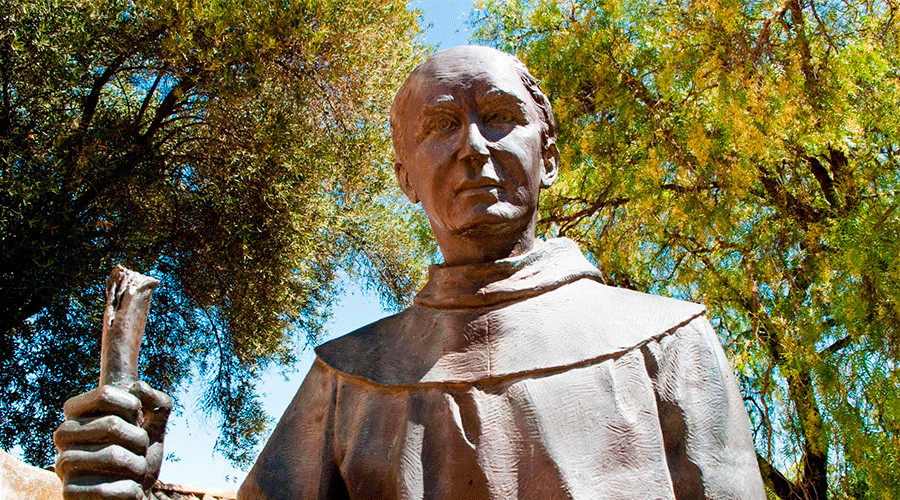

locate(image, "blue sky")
[[159, 1, 475, 490], [411, 0, 477, 49]]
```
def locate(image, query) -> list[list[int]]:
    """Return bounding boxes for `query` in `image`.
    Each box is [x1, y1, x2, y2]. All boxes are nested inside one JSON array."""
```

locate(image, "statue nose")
[[458, 122, 490, 166]]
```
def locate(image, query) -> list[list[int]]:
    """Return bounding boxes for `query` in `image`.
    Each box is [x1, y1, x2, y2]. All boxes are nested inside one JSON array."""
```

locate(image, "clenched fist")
[[53, 382, 172, 500]]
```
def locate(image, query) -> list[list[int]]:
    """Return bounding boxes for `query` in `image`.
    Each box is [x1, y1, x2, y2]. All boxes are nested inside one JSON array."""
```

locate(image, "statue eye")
[[484, 109, 518, 126], [425, 116, 458, 135]]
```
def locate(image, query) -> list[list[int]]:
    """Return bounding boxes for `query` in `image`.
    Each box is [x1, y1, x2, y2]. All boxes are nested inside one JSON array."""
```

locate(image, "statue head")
[[390, 46, 559, 265]]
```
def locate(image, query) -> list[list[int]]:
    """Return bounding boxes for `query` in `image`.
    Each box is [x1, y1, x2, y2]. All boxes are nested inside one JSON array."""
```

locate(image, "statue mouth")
[[461, 186, 501, 196], [455, 179, 505, 198]]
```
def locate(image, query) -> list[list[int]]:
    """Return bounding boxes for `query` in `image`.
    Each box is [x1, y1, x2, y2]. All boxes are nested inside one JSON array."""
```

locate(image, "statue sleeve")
[[238, 357, 348, 500], [643, 315, 766, 499]]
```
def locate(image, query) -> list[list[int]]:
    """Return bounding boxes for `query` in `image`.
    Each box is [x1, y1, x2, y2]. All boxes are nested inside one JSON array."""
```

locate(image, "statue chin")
[[447, 204, 532, 239], [455, 218, 527, 241]]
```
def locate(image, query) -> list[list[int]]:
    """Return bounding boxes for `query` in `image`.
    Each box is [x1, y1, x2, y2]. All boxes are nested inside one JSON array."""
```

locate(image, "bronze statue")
[[55, 46, 766, 499]]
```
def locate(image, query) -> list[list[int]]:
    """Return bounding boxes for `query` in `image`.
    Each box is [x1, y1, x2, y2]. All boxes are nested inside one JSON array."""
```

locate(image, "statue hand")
[[53, 382, 173, 500]]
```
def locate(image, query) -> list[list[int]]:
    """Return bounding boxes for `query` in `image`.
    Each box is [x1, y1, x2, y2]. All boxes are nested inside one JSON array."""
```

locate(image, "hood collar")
[[414, 238, 604, 310]]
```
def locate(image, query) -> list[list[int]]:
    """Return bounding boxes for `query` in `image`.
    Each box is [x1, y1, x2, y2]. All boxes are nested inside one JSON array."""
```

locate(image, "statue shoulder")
[[313, 309, 412, 381], [553, 278, 708, 347]]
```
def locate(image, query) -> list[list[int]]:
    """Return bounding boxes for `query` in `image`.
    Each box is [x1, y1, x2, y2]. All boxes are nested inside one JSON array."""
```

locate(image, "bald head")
[[390, 46, 556, 166]]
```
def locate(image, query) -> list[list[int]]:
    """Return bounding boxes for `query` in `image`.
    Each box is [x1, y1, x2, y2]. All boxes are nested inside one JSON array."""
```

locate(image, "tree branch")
[[143, 77, 197, 141], [757, 453, 801, 499], [827, 147, 856, 211], [754, 4, 789, 64], [134, 68, 167, 130], [808, 0, 838, 57], [785, 0, 820, 100], [539, 194, 629, 230], [820, 335, 851, 355], [660, 181, 721, 193], [757, 165, 823, 226], [77, 54, 129, 138], [806, 155, 839, 208]]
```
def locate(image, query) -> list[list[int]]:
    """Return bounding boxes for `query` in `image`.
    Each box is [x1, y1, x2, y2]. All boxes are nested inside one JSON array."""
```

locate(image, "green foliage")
[[474, 0, 900, 497], [0, 0, 429, 466]]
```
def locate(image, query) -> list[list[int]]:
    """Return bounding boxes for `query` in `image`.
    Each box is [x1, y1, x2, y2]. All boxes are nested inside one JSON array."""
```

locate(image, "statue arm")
[[238, 358, 348, 500], [645, 315, 766, 500]]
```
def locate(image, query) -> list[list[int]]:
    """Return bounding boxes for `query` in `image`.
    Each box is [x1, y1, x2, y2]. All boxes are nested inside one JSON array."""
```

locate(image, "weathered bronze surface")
[[238, 46, 765, 499]]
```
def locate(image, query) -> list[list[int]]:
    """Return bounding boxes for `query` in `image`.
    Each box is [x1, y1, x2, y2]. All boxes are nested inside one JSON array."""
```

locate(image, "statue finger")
[[54, 415, 150, 456], [64, 386, 142, 423], [55, 445, 148, 483], [129, 381, 173, 443], [129, 381, 173, 414], [142, 441, 165, 492], [61, 476, 146, 500]]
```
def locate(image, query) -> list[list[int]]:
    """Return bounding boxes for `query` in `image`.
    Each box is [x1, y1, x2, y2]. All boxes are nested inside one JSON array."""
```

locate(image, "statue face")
[[394, 48, 557, 242]]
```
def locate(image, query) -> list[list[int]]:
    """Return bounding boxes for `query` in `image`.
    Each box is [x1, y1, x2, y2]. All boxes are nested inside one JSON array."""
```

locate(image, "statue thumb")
[[130, 381, 173, 445]]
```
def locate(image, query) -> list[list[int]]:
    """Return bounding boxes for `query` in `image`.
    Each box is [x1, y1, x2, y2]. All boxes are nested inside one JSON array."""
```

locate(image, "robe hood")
[[315, 238, 706, 387]]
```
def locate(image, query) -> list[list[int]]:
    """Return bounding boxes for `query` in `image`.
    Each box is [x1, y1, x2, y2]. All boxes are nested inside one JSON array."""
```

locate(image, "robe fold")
[[238, 238, 765, 499]]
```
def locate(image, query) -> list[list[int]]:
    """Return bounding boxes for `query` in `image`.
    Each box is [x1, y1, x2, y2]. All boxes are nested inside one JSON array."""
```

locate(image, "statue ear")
[[541, 141, 560, 188], [394, 162, 419, 204]]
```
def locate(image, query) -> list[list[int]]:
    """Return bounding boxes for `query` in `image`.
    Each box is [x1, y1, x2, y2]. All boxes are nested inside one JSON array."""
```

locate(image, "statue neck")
[[433, 217, 539, 266], [414, 237, 602, 310]]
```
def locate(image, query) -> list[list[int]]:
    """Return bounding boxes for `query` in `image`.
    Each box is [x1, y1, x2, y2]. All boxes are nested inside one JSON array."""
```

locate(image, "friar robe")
[[238, 238, 765, 499]]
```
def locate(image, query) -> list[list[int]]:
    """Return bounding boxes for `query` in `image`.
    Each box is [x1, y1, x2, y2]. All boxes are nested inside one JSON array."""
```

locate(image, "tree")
[[0, 0, 430, 466], [474, 0, 900, 497]]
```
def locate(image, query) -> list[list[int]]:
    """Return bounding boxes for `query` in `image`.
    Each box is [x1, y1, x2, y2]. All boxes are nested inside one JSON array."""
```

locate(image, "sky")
[[158, 1, 476, 491]]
